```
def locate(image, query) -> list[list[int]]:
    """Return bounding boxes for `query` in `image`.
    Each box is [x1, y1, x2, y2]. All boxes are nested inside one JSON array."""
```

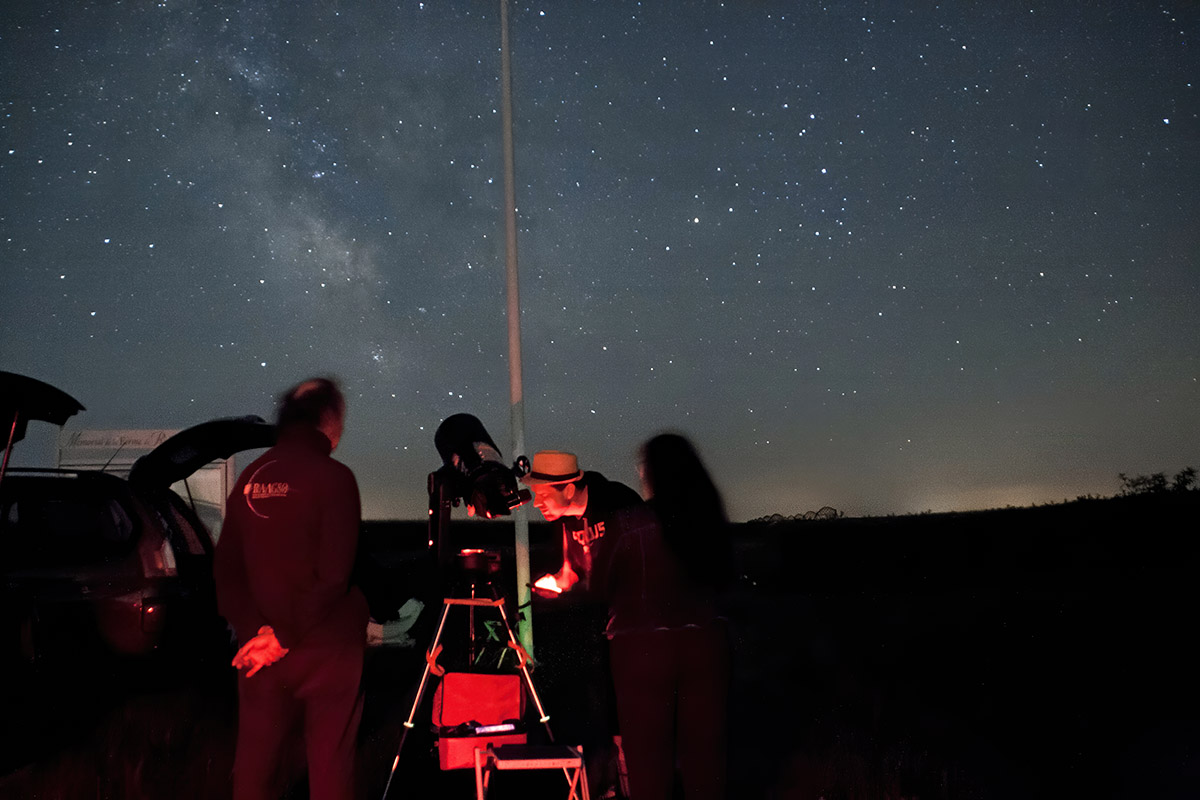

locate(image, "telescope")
[[381, 415, 556, 799], [428, 413, 530, 571]]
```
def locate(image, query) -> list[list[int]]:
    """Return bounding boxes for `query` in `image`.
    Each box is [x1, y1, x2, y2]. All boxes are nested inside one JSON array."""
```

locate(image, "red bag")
[[432, 672, 526, 770], [432, 672, 524, 727]]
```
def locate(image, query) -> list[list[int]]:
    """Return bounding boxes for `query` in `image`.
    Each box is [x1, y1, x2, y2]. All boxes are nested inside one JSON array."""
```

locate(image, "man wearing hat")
[[524, 450, 642, 798], [525, 450, 643, 597]]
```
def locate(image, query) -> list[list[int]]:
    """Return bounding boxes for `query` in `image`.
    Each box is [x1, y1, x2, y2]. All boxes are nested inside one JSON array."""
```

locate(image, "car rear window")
[[1, 475, 138, 568]]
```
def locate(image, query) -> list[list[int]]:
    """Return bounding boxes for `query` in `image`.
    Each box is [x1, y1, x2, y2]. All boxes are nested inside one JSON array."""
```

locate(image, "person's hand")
[[232, 626, 289, 677], [532, 573, 564, 598]]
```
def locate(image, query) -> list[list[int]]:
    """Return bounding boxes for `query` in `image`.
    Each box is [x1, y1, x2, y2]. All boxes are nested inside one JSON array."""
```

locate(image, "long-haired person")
[[594, 432, 734, 800]]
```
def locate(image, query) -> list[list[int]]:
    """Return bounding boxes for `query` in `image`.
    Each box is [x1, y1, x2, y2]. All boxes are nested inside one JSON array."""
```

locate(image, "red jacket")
[[215, 426, 368, 651]]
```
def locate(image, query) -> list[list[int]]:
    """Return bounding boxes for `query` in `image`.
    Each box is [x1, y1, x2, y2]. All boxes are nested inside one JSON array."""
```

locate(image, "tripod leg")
[[496, 598, 582, 787], [494, 600, 555, 742], [380, 600, 453, 800]]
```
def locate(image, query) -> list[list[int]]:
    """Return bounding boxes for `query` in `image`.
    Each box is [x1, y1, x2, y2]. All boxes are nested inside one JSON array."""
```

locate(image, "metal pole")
[[499, 0, 534, 659]]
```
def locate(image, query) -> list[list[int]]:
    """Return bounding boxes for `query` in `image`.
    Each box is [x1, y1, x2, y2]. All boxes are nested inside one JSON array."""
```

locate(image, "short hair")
[[276, 377, 345, 430]]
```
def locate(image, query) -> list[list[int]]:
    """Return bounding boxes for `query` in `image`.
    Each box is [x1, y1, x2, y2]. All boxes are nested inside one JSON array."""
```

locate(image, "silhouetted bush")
[[748, 506, 843, 524], [1118, 466, 1196, 496]]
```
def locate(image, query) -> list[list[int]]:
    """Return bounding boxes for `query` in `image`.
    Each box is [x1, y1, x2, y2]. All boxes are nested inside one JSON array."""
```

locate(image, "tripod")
[[379, 564, 555, 799]]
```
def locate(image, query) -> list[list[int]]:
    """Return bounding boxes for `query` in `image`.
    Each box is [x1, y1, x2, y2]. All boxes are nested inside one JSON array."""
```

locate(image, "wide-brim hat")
[[523, 450, 583, 485]]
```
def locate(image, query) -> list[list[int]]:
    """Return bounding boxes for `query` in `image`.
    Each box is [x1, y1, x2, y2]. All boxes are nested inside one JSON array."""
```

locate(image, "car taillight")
[[141, 599, 165, 634], [144, 539, 178, 577]]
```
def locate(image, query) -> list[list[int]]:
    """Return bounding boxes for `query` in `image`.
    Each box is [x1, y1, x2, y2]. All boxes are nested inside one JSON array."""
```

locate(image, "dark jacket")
[[561, 471, 643, 595], [215, 425, 368, 651], [593, 503, 727, 637]]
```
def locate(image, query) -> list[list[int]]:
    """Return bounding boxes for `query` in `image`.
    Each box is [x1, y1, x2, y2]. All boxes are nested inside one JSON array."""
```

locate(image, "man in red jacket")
[[215, 377, 369, 800]]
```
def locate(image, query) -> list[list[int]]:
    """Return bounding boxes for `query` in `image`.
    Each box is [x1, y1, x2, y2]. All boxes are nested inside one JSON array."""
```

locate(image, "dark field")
[[2, 493, 1198, 799]]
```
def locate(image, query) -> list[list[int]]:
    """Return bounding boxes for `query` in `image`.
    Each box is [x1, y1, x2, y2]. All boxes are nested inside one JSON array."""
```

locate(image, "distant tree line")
[[748, 506, 843, 524], [1117, 466, 1197, 496], [751, 467, 1197, 522]]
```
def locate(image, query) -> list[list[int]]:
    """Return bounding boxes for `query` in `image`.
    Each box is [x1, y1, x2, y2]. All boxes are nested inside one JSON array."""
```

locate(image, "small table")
[[473, 744, 590, 800]]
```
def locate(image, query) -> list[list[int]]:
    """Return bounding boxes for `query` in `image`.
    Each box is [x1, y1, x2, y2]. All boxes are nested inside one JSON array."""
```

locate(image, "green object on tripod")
[[474, 620, 516, 669]]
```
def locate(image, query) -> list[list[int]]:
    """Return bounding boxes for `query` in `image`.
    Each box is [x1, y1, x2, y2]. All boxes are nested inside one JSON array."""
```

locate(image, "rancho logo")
[[245, 481, 290, 500], [242, 460, 288, 518]]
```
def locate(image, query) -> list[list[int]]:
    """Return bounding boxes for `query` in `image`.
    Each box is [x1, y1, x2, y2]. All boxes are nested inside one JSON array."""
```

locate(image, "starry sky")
[[2, 2, 1197, 521]]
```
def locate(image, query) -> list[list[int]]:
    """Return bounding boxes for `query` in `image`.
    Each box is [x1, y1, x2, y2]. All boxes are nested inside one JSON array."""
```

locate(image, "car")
[[0, 416, 275, 664]]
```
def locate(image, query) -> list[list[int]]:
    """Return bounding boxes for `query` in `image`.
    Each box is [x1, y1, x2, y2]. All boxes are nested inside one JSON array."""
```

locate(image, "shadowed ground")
[[2, 493, 1198, 798]]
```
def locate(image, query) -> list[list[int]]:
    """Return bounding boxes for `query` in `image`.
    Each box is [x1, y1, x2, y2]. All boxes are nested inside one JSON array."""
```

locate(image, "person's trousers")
[[536, 602, 617, 797], [232, 642, 365, 800], [608, 623, 730, 800]]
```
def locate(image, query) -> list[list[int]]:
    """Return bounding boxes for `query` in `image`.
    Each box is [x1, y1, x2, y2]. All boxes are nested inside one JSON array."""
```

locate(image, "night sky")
[[3, 2, 1197, 521]]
